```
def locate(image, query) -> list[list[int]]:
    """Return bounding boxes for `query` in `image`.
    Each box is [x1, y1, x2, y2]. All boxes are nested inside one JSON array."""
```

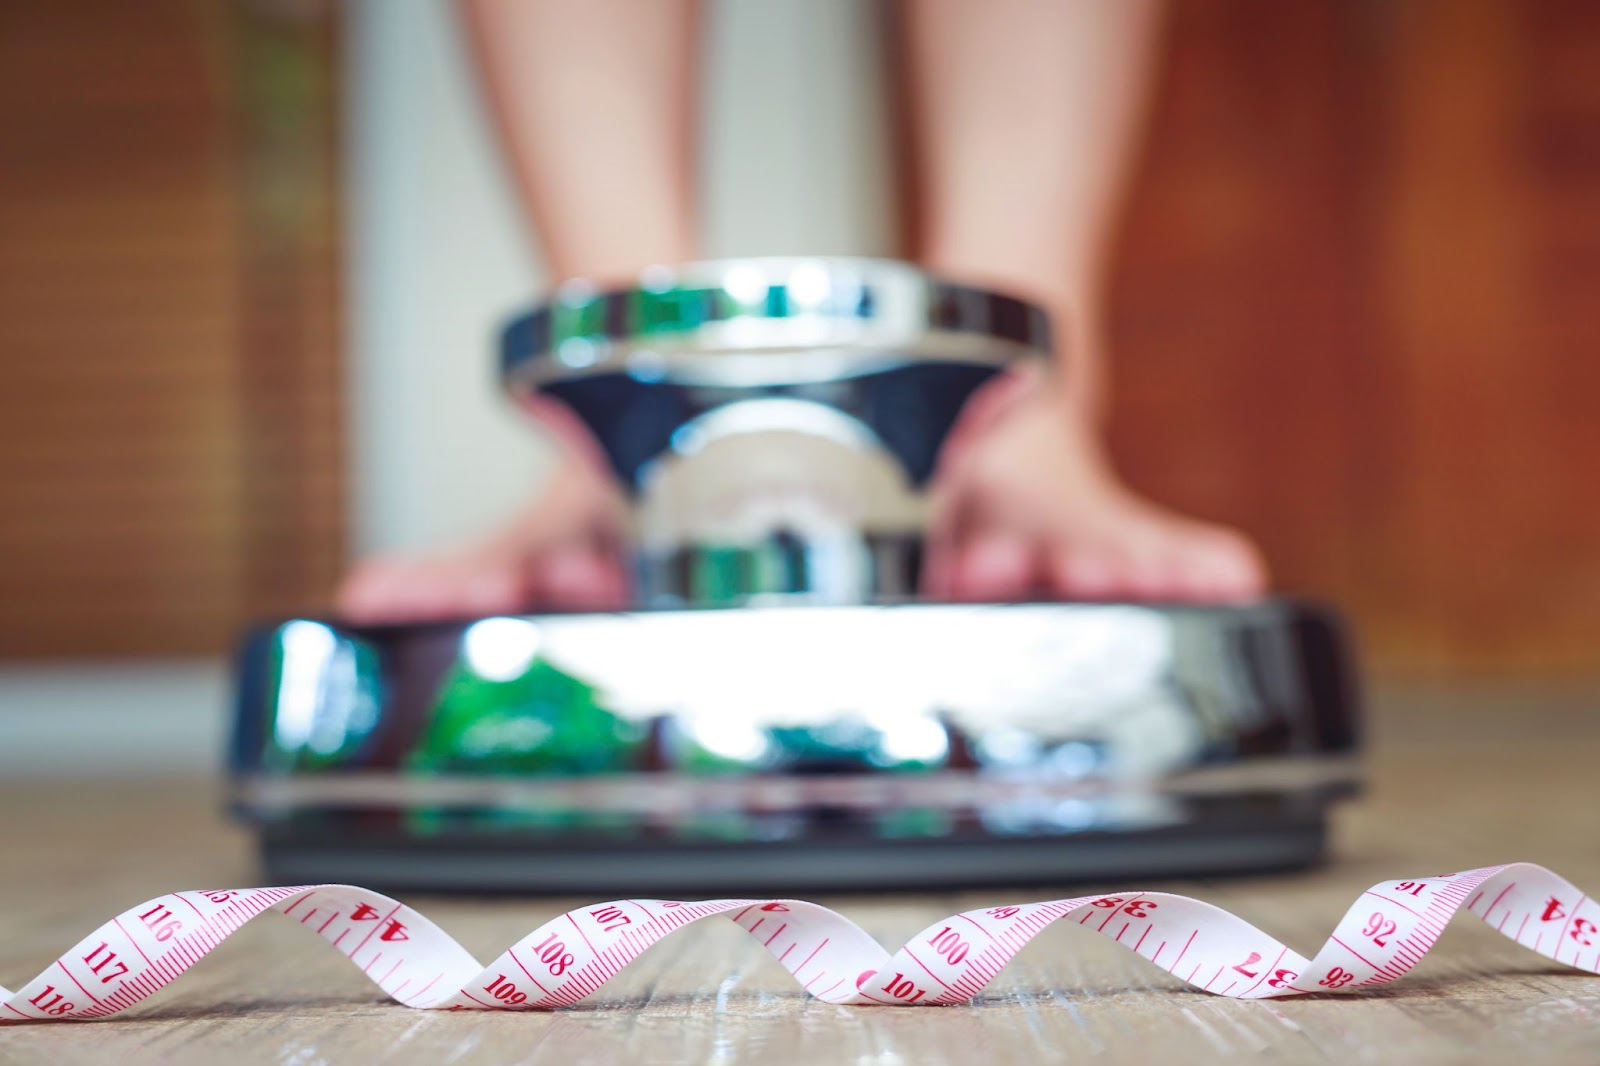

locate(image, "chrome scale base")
[[231, 258, 1361, 893], [231, 599, 1360, 894]]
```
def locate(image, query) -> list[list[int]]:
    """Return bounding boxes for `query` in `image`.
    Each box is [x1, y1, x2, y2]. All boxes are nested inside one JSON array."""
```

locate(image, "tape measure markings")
[[4, 862, 1598, 1022]]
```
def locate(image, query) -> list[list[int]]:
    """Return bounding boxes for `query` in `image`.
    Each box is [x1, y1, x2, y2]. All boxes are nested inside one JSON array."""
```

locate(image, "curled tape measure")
[[5, 862, 1597, 1022]]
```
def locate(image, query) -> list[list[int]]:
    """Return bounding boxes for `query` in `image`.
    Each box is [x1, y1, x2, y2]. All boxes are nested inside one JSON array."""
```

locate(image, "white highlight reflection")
[[275, 621, 337, 751], [786, 261, 831, 309], [669, 398, 878, 457], [463, 617, 542, 682], [556, 336, 598, 369], [721, 263, 768, 305], [688, 715, 771, 764], [529, 603, 1199, 775], [874, 713, 948, 765]]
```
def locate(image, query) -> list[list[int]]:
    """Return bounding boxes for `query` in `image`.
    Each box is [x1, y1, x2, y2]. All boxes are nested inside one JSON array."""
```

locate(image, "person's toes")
[[337, 553, 526, 623], [458, 561, 531, 615], [1107, 540, 1178, 601], [1182, 529, 1267, 602], [389, 559, 489, 620], [950, 534, 1037, 601], [1046, 545, 1120, 601], [336, 555, 424, 622], [920, 534, 957, 600], [533, 545, 629, 611]]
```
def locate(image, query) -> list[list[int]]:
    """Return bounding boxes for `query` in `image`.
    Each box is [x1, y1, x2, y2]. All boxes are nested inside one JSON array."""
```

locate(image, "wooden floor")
[[2, 690, 1598, 1063]]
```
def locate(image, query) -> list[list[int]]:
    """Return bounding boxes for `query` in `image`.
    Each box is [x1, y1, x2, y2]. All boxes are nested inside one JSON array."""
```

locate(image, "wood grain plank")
[[1, 688, 1597, 1062]]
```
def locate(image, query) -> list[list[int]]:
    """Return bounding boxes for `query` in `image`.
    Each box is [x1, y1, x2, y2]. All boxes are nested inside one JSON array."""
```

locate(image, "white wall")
[[345, 0, 893, 556], [0, 663, 227, 778], [699, 0, 894, 261]]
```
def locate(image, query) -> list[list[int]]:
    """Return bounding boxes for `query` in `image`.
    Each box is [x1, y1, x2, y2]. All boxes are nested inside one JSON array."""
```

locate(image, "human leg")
[[900, 0, 1265, 601]]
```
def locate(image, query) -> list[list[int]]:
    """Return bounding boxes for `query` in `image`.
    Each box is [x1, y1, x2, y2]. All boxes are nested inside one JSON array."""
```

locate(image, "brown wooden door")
[[1109, 0, 1600, 673]]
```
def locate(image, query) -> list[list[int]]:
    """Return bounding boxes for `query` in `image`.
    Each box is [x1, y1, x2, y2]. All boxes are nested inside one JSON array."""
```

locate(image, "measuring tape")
[[4, 862, 1596, 1022]]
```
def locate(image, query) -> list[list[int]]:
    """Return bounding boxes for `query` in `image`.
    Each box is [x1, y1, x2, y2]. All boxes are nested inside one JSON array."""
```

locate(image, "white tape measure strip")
[[4, 862, 1597, 1022]]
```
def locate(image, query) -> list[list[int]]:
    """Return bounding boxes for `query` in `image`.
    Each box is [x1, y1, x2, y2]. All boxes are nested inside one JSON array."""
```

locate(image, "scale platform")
[[229, 598, 1361, 895]]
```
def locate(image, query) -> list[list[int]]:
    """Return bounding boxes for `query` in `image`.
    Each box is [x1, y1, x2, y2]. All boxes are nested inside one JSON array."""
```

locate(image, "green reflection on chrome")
[[632, 286, 711, 335], [874, 807, 954, 839], [411, 655, 648, 775], [404, 804, 639, 839], [260, 623, 383, 772]]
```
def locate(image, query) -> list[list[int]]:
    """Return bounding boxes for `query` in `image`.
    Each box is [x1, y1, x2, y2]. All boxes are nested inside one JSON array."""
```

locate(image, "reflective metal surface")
[[231, 600, 1361, 893], [500, 257, 1051, 389], [231, 258, 1363, 893], [500, 258, 1050, 605]]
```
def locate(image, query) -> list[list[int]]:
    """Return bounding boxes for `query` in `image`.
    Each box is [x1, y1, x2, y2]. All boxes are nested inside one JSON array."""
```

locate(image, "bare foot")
[[337, 368, 1264, 621], [923, 370, 1267, 603], [336, 401, 629, 624]]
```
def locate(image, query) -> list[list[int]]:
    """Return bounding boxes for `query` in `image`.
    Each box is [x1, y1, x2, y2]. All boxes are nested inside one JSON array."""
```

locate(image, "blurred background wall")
[[1, 0, 1597, 678]]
